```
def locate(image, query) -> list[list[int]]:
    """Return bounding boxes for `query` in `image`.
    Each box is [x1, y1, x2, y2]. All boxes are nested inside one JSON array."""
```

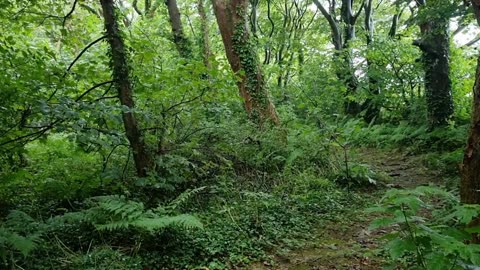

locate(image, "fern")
[[0, 211, 43, 261], [0, 228, 40, 257], [162, 186, 206, 213], [83, 192, 203, 232]]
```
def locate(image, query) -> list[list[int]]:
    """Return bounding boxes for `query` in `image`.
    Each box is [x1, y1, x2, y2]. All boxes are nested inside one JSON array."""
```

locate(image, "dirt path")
[[355, 148, 442, 189], [251, 148, 441, 270]]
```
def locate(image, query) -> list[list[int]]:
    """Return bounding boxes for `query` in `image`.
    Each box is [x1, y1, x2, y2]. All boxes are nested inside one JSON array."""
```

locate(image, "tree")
[[461, 0, 480, 208], [312, 0, 364, 116], [362, 0, 380, 123], [361, 0, 405, 123], [100, 0, 153, 177], [165, 0, 193, 58], [413, 0, 454, 128], [197, 0, 212, 68], [211, 0, 280, 125]]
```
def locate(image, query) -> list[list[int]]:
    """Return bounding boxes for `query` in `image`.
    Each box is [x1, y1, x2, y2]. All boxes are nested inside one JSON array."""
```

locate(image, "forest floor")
[[251, 147, 444, 270]]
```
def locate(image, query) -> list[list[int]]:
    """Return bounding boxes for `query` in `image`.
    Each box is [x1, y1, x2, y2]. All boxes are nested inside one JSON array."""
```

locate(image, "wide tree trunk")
[[414, 1, 453, 128], [462, 0, 480, 206], [211, 0, 279, 126], [165, 0, 193, 58], [100, 0, 153, 177], [460, 0, 480, 244], [462, 56, 480, 204]]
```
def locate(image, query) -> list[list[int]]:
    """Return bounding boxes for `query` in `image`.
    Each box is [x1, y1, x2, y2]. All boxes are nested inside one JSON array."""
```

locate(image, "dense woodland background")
[[1, 0, 480, 269]]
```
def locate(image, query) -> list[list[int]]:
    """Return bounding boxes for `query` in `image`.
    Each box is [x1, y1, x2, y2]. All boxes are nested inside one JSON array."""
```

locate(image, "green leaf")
[[369, 217, 396, 230], [425, 253, 450, 270], [386, 238, 416, 259]]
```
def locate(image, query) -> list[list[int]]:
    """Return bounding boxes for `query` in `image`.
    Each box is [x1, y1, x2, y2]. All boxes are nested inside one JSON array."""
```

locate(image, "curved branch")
[[64, 36, 107, 77], [79, 4, 100, 17], [352, 0, 366, 23], [75, 80, 114, 101], [63, 0, 79, 27], [313, 0, 342, 50], [133, 0, 143, 15]]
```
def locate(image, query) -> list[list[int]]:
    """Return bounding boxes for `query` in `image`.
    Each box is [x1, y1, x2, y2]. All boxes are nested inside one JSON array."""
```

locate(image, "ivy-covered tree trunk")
[[197, 0, 212, 68], [414, 1, 453, 128], [211, 0, 280, 126], [165, 0, 193, 58], [100, 0, 153, 177], [461, 0, 480, 209]]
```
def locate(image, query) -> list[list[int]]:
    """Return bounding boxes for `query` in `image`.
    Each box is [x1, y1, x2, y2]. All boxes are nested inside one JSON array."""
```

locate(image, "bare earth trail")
[[251, 148, 444, 270]]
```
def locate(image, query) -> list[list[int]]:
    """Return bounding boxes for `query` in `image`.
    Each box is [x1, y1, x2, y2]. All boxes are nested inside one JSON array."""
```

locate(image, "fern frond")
[[165, 186, 206, 212], [132, 214, 203, 231], [0, 227, 41, 257], [82, 194, 203, 232]]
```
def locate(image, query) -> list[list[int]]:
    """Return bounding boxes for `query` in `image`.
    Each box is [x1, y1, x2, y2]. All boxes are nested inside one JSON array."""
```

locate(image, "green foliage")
[[67, 246, 142, 270], [0, 211, 44, 267], [83, 190, 203, 232], [346, 120, 468, 152], [368, 186, 480, 269], [0, 0, 477, 269], [332, 162, 383, 188]]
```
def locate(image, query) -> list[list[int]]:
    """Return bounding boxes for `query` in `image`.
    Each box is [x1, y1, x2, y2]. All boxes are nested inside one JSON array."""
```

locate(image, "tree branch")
[[64, 36, 107, 77], [313, 0, 342, 50], [75, 80, 115, 101], [62, 0, 79, 27], [463, 35, 480, 47], [133, 0, 143, 15]]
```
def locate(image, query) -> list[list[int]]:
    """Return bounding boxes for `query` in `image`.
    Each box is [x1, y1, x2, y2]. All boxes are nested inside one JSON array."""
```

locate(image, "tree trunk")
[[165, 0, 192, 58], [362, 0, 380, 123], [197, 0, 212, 68], [414, 1, 453, 128], [211, 0, 280, 126], [462, 0, 480, 206], [100, 0, 153, 177], [312, 0, 361, 116]]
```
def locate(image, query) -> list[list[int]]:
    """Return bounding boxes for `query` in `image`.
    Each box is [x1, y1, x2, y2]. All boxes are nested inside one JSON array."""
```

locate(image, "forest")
[[1, 0, 480, 269]]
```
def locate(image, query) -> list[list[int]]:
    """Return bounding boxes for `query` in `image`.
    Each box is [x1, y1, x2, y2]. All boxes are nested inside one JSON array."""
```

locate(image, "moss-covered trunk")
[[414, 2, 453, 128], [100, 0, 152, 177], [165, 0, 192, 58], [211, 0, 279, 126]]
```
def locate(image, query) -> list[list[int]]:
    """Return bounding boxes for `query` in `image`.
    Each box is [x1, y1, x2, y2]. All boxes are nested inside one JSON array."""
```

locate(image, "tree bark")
[[462, 0, 480, 206], [211, 0, 280, 126], [414, 1, 454, 128], [100, 0, 153, 177], [197, 0, 212, 68], [165, 0, 193, 58]]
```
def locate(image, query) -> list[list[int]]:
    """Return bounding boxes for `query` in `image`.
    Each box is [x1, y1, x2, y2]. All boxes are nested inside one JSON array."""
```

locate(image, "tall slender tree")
[[361, 0, 380, 123], [100, 0, 153, 177], [165, 0, 193, 58], [211, 0, 280, 126], [312, 0, 364, 116], [197, 0, 212, 68]]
